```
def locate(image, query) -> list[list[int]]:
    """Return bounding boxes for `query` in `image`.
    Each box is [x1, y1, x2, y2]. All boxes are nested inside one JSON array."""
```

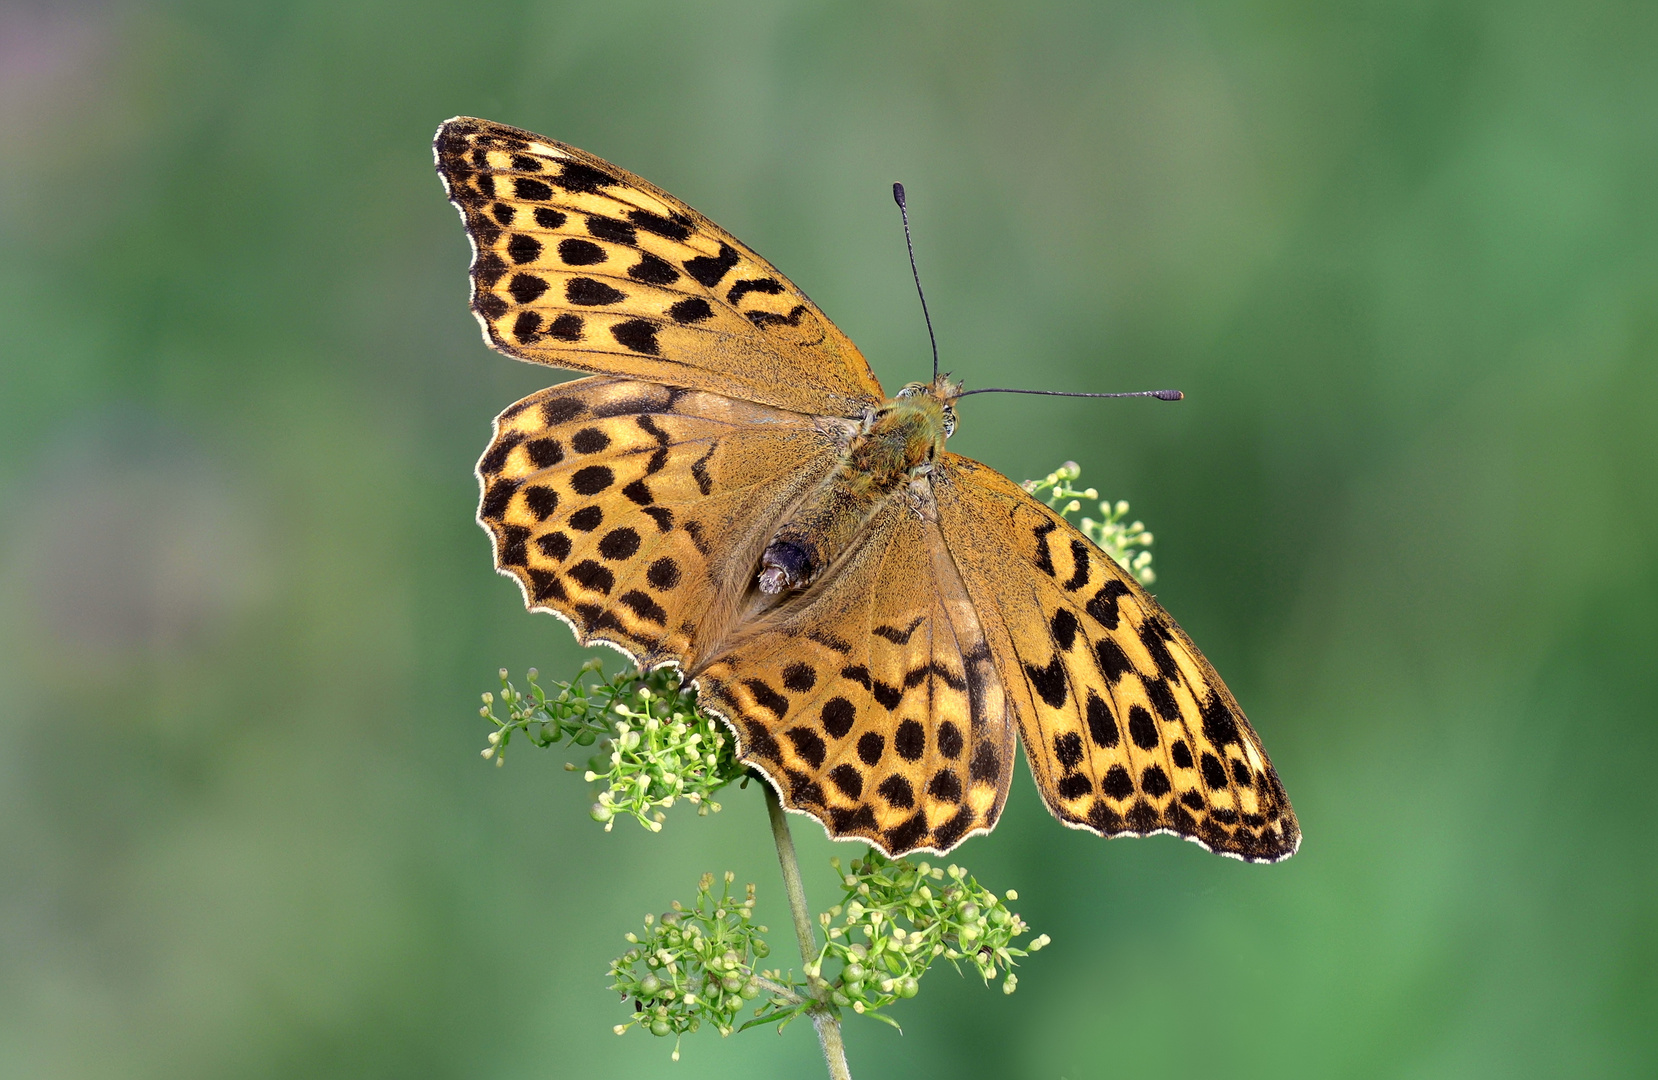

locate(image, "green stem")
[[763, 783, 851, 1080]]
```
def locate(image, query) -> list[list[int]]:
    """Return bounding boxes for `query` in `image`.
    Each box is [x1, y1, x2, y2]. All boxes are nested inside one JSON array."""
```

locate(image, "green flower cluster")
[[801, 850, 1050, 1024], [477, 662, 743, 831], [608, 872, 779, 1061], [609, 851, 1050, 1057], [1023, 461, 1157, 585]]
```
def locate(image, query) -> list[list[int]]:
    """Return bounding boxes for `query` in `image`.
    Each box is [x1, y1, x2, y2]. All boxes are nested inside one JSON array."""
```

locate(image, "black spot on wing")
[[936, 721, 963, 759], [1094, 637, 1133, 684], [474, 252, 507, 287], [1128, 705, 1159, 749], [568, 505, 603, 531], [566, 277, 624, 305], [884, 810, 929, 854], [512, 310, 542, 342], [1141, 765, 1172, 797], [508, 273, 549, 304], [1050, 608, 1079, 650], [1200, 752, 1229, 790], [533, 207, 566, 229], [628, 253, 680, 286], [1032, 519, 1058, 575], [820, 697, 855, 738], [684, 243, 739, 287], [668, 297, 713, 324], [1102, 765, 1134, 800], [857, 732, 884, 766], [646, 557, 680, 589], [1171, 740, 1194, 769], [568, 559, 614, 594], [542, 398, 584, 424], [1085, 580, 1130, 629], [497, 524, 529, 566], [586, 214, 636, 245], [828, 764, 863, 799], [927, 769, 962, 803], [877, 775, 914, 809], [536, 532, 571, 560], [1085, 691, 1118, 747], [555, 161, 617, 194], [570, 427, 610, 454], [597, 527, 640, 561], [549, 313, 583, 341], [570, 465, 614, 494], [507, 233, 542, 264], [1057, 773, 1093, 800], [743, 679, 789, 719], [689, 446, 715, 495], [873, 615, 926, 644], [785, 727, 827, 769], [619, 589, 666, 625], [526, 437, 563, 468], [1063, 540, 1091, 591], [513, 177, 552, 200], [628, 208, 693, 241], [968, 742, 1001, 783], [931, 805, 974, 849], [1146, 678, 1181, 724], [727, 277, 784, 304], [895, 719, 925, 761], [781, 663, 816, 692], [1201, 692, 1241, 747], [478, 431, 524, 475], [526, 568, 565, 603], [1024, 654, 1069, 709], [523, 486, 558, 520], [611, 319, 660, 355], [480, 478, 518, 519], [558, 238, 606, 265], [1053, 731, 1083, 770]]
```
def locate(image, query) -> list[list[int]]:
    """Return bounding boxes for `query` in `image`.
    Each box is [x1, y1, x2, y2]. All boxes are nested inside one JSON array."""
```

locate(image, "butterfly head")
[[893, 374, 964, 440]]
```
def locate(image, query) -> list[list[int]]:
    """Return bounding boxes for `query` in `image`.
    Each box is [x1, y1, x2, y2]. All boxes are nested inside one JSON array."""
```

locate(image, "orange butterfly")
[[436, 117, 1299, 862]]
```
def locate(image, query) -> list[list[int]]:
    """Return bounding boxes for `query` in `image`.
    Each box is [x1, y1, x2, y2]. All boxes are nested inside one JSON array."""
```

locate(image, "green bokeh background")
[[3, 2, 1655, 1077]]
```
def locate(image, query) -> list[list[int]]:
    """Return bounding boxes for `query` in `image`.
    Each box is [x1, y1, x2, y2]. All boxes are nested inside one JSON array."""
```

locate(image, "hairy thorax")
[[758, 379, 960, 594]]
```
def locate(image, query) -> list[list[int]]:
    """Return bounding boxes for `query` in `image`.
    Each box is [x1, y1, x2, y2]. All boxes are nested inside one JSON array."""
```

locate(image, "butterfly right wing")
[[476, 376, 849, 672], [934, 454, 1300, 863], [694, 490, 1018, 856], [435, 118, 886, 419]]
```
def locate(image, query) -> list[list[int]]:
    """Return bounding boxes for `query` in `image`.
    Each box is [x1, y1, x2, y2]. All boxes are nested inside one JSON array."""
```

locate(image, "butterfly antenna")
[[956, 387, 1184, 401], [892, 182, 940, 382]]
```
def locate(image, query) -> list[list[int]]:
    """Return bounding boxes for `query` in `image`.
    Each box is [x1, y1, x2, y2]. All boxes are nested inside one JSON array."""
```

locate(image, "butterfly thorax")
[[757, 380, 960, 595]]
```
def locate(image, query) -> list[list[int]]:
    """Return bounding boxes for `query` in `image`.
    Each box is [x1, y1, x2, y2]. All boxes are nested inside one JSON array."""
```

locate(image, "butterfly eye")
[[942, 408, 957, 437], [896, 385, 921, 400]]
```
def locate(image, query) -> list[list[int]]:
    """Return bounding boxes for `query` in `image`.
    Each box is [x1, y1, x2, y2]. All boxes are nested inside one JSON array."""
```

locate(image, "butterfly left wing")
[[476, 375, 853, 672], [933, 455, 1300, 863], [435, 118, 885, 419], [694, 491, 1018, 856]]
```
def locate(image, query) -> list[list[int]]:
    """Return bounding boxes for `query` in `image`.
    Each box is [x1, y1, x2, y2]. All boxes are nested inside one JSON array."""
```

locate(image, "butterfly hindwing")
[[477, 376, 850, 671], [435, 117, 884, 419], [934, 455, 1300, 863], [695, 493, 1017, 856]]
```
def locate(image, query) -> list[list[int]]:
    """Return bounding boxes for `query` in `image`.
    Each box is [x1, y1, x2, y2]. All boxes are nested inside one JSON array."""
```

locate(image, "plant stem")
[[764, 782, 852, 1080]]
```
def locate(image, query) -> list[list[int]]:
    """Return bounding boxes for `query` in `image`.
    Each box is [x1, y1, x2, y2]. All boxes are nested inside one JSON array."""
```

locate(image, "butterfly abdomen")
[[757, 395, 949, 594]]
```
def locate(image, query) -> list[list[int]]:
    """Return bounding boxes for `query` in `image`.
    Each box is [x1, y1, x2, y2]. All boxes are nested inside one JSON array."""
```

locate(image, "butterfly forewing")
[[435, 117, 884, 419], [477, 376, 848, 670], [934, 456, 1300, 863], [695, 494, 1017, 856]]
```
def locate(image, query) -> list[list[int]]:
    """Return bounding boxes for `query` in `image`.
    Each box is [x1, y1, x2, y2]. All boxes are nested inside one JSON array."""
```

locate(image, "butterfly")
[[435, 117, 1299, 862]]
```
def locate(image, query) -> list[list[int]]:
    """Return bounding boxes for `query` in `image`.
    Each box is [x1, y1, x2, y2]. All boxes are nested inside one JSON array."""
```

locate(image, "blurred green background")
[[2, 1, 1655, 1077]]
